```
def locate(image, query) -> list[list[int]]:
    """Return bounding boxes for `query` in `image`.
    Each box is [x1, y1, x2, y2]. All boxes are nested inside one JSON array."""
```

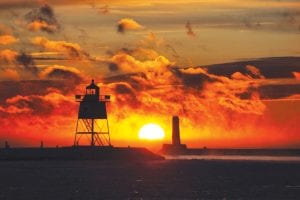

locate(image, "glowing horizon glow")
[[138, 123, 165, 140], [0, 0, 299, 150]]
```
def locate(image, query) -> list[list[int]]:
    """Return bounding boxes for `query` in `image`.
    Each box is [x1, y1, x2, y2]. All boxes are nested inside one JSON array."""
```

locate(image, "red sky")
[[0, 0, 299, 150]]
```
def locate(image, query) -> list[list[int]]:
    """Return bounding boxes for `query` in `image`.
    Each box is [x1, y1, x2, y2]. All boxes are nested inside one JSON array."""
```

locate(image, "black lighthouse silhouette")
[[162, 116, 187, 154], [74, 80, 111, 146]]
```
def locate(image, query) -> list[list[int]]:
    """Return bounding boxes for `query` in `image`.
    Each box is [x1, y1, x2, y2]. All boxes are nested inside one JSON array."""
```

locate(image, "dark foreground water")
[[1, 158, 300, 199]]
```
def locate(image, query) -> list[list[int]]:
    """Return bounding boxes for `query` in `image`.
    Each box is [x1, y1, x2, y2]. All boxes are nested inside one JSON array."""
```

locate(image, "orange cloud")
[[4, 92, 74, 115], [231, 72, 252, 81], [293, 72, 300, 80], [0, 35, 18, 45], [27, 20, 58, 33], [0, 0, 298, 149], [0, 49, 18, 63], [0, 69, 20, 81], [246, 65, 265, 79], [2, 34, 294, 149], [0, 49, 40, 79], [117, 18, 144, 33], [110, 53, 172, 74], [103, 47, 266, 130], [0, 88, 78, 146], [0, 75, 88, 146], [32, 37, 89, 59]]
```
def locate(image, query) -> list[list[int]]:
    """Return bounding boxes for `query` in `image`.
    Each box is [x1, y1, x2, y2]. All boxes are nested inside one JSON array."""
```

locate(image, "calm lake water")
[[165, 155, 300, 162], [1, 158, 300, 199]]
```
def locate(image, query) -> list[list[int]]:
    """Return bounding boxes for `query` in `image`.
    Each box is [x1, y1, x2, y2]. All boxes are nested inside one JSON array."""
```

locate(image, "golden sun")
[[138, 123, 165, 140]]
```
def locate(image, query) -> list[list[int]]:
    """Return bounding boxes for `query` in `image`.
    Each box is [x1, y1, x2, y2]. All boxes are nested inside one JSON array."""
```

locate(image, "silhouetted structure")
[[74, 80, 111, 146], [0, 79, 165, 161], [172, 116, 181, 145], [162, 116, 187, 154]]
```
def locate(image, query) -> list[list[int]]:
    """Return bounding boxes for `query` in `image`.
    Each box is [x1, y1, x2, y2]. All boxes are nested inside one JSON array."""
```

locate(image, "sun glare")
[[138, 123, 165, 140]]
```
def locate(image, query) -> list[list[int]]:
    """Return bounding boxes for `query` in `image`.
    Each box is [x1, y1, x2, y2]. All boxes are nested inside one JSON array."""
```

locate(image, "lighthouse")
[[74, 80, 111, 146], [162, 116, 187, 154]]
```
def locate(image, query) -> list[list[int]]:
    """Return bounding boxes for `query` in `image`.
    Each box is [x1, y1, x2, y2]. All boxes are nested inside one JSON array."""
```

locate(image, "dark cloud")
[[108, 62, 119, 71], [0, 50, 38, 76], [104, 72, 153, 92], [0, 80, 76, 103], [0, 0, 111, 9], [185, 21, 196, 37], [25, 4, 57, 25], [16, 52, 38, 75], [0, 0, 39, 9], [203, 57, 300, 79], [3, 95, 55, 115], [117, 24, 125, 33], [172, 68, 217, 89], [102, 48, 300, 128], [114, 82, 135, 95], [259, 84, 300, 99], [104, 73, 143, 83], [107, 82, 141, 109], [9, 66, 82, 115], [39, 65, 83, 84], [100, 47, 266, 119], [0, 76, 81, 118], [25, 4, 60, 33]]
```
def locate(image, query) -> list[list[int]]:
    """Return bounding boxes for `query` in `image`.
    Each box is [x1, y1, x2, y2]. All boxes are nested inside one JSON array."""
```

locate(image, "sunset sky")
[[0, 0, 299, 150]]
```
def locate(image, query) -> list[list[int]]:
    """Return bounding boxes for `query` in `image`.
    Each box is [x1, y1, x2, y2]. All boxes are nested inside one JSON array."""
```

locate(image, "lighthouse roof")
[[86, 79, 99, 89]]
